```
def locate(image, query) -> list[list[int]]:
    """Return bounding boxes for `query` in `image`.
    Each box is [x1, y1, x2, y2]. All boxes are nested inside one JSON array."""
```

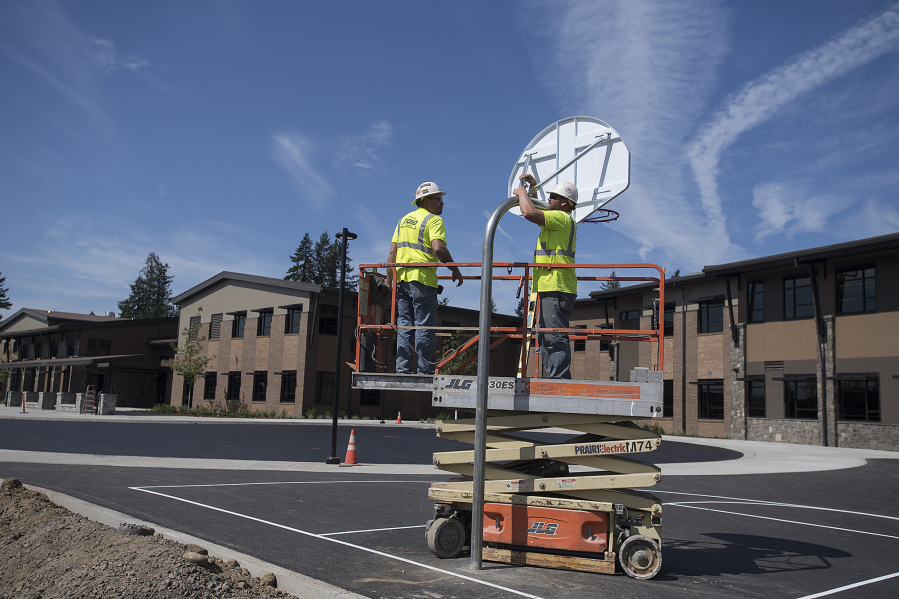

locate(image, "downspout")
[[723, 275, 739, 348], [672, 281, 687, 433], [796, 257, 828, 446]]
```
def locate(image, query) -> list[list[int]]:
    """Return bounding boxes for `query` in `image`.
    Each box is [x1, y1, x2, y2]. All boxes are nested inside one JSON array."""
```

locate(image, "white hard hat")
[[414, 181, 446, 205], [550, 181, 578, 206]]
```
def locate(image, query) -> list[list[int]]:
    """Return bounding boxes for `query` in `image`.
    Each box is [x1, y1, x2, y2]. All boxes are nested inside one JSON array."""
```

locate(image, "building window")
[[232, 313, 247, 338], [698, 380, 724, 419], [663, 303, 675, 337], [280, 371, 297, 403], [203, 373, 217, 400], [748, 378, 766, 417], [86, 339, 112, 357], [747, 281, 764, 323], [66, 337, 79, 358], [599, 323, 612, 352], [784, 275, 814, 319], [838, 376, 879, 422], [189, 315, 201, 342], [319, 305, 338, 335], [837, 266, 876, 314], [663, 380, 673, 418], [49, 340, 59, 359], [698, 298, 724, 333], [360, 389, 380, 406], [619, 310, 639, 322], [285, 308, 303, 334], [209, 313, 223, 340], [257, 311, 273, 336], [227, 372, 241, 401], [315, 371, 334, 404], [573, 325, 586, 352], [35, 342, 44, 359], [784, 379, 817, 419], [252, 372, 267, 402]]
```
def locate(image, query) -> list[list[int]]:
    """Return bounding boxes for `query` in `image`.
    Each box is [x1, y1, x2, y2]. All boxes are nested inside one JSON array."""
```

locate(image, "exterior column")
[[823, 315, 838, 447], [730, 324, 747, 440], [609, 341, 620, 382]]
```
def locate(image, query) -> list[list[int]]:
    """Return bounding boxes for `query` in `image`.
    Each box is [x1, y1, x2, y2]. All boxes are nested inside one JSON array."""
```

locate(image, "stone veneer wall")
[[748, 418, 821, 446], [837, 422, 899, 451]]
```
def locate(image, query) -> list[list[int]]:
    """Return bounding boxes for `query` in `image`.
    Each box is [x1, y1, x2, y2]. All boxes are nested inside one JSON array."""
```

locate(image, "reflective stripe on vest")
[[396, 213, 436, 256], [534, 214, 576, 260]]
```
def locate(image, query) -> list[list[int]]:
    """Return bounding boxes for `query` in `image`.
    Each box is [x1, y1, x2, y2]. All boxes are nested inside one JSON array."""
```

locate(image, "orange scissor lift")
[[351, 260, 666, 579]]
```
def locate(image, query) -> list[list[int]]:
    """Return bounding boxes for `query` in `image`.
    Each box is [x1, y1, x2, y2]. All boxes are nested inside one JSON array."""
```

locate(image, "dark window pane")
[[839, 378, 879, 422], [203, 373, 217, 400], [232, 314, 246, 338], [699, 299, 724, 333], [785, 276, 813, 320], [747, 282, 764, 323], [315, 371, 334, 404], [280, 371, 297, 403], [663, 379, 673, 418], [785, 379, 817, 418], [252, 372, 267, 402], [257, 312, 272, 336], [360, 389, 380, 406], [574, 325, 586, 352], [838, 266, 876, 314], [319, 306, 338, 335], [227, 372, 242, 401], [698, 380, 724, 419], [663, 304, 675, 336], [748, 380, 766, 417], [286, 309, 302, 334]]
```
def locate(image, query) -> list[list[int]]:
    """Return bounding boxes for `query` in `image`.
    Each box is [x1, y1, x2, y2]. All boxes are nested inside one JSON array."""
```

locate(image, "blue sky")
[[2, 0, 899, 318]]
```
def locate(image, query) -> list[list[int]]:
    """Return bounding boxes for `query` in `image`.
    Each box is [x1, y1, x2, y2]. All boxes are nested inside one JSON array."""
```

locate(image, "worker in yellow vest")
[[386, 182, 463, 374], [514, 174, 577, 379]]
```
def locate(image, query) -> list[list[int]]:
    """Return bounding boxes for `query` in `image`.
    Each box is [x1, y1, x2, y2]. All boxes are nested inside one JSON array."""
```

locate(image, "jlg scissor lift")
[[351, 117, 665, 579]]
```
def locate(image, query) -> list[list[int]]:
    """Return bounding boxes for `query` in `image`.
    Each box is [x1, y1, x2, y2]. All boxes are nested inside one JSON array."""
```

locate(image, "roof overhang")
[[0, 354, 145, 370]]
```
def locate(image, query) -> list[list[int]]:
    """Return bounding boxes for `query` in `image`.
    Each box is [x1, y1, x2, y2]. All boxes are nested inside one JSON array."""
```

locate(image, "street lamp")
[[326, 228, 357, 465]]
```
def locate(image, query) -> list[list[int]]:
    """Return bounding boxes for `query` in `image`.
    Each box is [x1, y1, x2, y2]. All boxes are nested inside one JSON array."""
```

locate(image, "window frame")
[[319, 305, 339, 335], [747, 281, 764, 323], [663, 379, 673, 418], [280, 371, 297, 403], [698, 297, 724, 334], [837, 375, 880, 422], [315, 371, 335, 404], [836, 265, 876, 315], [573, 325, 587, 352], [784, 378, 818, 419], [663, 303, 675, 337], [226, 371, 242, 401], [784, 275, 814, 320], [252, 371, 267, 402], [285, 308, 303, 335], [698, 379, 724, 419], [203, 373, 217, 400], [747, 377, 766, 417], [256, 310, 273, 337], [360, 389, 380, 406], [231, 313, 247, 338]]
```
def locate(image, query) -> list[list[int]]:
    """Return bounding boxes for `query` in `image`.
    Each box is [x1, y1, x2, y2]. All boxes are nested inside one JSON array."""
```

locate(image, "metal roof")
[[0, 354, 145, 370], [171, 271, 322, 304]]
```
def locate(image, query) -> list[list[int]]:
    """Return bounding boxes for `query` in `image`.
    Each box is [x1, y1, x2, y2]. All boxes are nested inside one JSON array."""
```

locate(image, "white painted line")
[[668, 504, 899, 540], [795, 571, 899, 598], [135, 480, 431, 490], [130, 487, 546, 599], [321, 525, 426, 536], [655, 490, 899, 522]]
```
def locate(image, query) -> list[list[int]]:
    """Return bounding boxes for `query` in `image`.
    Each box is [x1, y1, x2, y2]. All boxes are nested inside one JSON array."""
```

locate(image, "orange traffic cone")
[[344, 429, 358, 465], [397, 411, 402, 424]]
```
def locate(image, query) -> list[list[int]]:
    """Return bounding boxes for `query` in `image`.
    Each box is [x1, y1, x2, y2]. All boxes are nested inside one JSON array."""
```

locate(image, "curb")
[[30, 485, 367, 599]]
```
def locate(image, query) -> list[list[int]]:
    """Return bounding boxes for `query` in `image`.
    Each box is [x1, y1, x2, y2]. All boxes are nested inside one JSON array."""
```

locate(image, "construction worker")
[[514, 174, 577, 379], [386, 182, 463, 375]]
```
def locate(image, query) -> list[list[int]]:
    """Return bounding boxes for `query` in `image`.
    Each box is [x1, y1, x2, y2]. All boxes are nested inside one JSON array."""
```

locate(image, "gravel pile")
[[0, 478, 296, 599]]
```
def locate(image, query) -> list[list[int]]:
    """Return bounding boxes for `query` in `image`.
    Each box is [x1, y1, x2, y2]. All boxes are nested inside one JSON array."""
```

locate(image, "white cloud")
[[86, 36, 169, 91], [271, 131, 335, 203], [751, 181, 845, 242], [844, 198, 899, 238], [688, 2, 899, 234], [521, 0, 741, 270], [333, 120, 394, 172]]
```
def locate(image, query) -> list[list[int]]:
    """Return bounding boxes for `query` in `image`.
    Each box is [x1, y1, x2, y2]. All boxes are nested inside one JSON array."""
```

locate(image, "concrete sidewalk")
[[0, 404, 433, 427]]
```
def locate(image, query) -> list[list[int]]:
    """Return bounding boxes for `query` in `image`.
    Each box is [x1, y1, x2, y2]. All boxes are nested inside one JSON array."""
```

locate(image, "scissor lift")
[[352, 261, 666, 579]]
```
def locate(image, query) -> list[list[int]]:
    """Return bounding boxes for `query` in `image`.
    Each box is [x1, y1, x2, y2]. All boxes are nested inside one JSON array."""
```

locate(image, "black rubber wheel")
[[426, 518, 465, 559], [618, 535, 662, 579]]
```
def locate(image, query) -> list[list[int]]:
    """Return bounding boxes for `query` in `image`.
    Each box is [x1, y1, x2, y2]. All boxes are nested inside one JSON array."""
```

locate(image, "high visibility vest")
[[392, 208, 446, 288], [533, 210, 577, 294]]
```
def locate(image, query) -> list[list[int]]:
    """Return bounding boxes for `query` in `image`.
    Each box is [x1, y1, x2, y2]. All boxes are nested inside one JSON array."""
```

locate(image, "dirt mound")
[[0, 478, 294, 599]]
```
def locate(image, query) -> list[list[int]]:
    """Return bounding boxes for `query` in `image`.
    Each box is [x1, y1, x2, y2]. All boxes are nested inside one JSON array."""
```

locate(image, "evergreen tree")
[[331, 238, 358, 290], [285, 233, 315, 282], [601, 270, 622, 290], [0, 272, 11, 322], [118, 253, 176, 319], [312, 232, 332, 286]]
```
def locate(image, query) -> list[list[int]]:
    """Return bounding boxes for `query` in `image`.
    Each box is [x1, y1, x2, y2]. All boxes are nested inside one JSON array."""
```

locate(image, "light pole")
[[326, 228, 357, 465]]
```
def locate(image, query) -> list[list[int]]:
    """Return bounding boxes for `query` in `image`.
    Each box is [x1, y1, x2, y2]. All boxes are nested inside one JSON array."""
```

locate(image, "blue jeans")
[[538, 291, 575, 379], [396, 281, 438, 374]]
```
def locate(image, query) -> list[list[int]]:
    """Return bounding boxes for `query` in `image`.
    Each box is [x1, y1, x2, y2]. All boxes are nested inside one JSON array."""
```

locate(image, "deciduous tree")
[[170, 307, 213, 407]]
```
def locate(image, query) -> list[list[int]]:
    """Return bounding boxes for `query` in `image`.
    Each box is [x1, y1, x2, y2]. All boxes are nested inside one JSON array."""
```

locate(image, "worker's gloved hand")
[[378, 284, 390, 297], [437, 285, 444, 295]]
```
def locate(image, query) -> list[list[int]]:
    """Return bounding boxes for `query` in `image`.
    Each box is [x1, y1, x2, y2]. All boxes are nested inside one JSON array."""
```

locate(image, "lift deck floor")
[[351, 371, 664, 419]]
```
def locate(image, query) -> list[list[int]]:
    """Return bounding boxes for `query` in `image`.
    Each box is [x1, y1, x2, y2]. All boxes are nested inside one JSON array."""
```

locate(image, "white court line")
[[136, 480, 431, 490], [321, 525, 426, 536], [130, 487, 546, 599], [654, 490, 899, 522], [667, 504, 899, 541], [795, 571, 899, 598]]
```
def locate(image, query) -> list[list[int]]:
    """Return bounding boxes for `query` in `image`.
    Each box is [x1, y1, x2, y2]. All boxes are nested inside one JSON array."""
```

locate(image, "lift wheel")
[[427, 518, 466, 559], [618, 535, 662, 579]]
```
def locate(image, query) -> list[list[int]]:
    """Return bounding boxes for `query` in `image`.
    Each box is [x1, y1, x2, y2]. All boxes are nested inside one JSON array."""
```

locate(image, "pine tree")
[[331, 238, 358, 290], [0, 272, 11, 322], [118, 253, 176, 319], [601, 270, 622, 290], [285, 233, 315, 282], [312, 232, 332, 286]]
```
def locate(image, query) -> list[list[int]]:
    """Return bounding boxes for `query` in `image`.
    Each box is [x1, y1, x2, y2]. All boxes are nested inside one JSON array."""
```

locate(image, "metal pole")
[[471, 195, 518, 570], [326, 228, 357, 465]]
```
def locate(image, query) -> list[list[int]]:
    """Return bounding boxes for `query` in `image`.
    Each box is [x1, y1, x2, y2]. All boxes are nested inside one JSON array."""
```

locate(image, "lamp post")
[[326, 228, 357, 465]]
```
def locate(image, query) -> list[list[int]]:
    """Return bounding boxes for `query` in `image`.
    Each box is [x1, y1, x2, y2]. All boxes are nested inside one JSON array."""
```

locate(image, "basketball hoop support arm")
[[470, 134, 616, 571], [518, 132, 620, 204]]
